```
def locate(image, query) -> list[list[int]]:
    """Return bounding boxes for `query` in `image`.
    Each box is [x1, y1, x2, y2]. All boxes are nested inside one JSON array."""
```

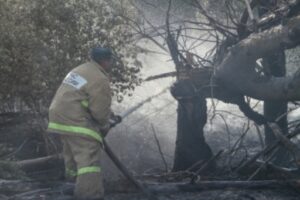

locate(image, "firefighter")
[[47, 47, 121, 200]]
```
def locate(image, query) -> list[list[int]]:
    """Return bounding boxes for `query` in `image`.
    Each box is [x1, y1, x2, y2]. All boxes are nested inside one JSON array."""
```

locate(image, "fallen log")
[[0, 179, 135, 196], [1, 178, 300, 198], [0, 154, 63, 180], [15, 154, 63, 172], [0, 179, 45, 195], [146, 180, 300, 194], [0, 180, 76, 200], [2, 178, 300, 195]]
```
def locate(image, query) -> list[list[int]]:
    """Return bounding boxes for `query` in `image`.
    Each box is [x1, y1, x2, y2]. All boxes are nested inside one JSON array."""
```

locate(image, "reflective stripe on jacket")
[[47, 61, 112, 142]]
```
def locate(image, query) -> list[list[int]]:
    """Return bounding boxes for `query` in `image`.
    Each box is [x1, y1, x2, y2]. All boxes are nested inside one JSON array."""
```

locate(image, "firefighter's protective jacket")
[[47, 61, 112, 143]]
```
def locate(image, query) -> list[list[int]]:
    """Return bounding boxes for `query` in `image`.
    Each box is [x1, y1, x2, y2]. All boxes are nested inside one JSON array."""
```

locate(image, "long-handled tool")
[[103, 140, 157, 199], [100, 91, 169, 200], [102, 123, 158, 199]]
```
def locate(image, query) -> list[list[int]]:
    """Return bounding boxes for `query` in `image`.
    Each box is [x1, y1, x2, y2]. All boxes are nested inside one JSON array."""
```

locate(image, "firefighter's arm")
[[88, 77, 112, 132]]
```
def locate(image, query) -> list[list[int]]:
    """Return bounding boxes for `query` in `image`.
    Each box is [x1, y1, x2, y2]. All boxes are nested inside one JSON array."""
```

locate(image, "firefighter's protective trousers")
[[61, 135, 104, 199]]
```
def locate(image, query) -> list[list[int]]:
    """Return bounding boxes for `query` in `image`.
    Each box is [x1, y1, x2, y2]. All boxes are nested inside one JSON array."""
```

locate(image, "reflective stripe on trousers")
[[66, 166, 101, 177], [81, 100, 89, 108], [48, 122, 102, 143]]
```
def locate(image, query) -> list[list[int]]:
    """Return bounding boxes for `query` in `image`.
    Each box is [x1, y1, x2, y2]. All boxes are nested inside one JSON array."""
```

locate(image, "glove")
[[109, 114, 122, 128], [113, 115, 122, 124]]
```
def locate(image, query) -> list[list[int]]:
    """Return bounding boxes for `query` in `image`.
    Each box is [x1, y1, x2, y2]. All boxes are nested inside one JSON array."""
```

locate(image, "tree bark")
[[165, 5, 214, 172], [172, 95, 213, 171], [16, 154, 63, 172], [256, 0, 290, 166], [263, 50, 290, 165], [215, 15, 300, 101]]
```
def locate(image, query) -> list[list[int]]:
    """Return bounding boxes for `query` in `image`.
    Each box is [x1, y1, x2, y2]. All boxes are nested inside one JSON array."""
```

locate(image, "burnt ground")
[[3, 183, 300, 200], [104, 189, 300, 200], [1, 113, 300, 199], [1, 174, 299, 200]]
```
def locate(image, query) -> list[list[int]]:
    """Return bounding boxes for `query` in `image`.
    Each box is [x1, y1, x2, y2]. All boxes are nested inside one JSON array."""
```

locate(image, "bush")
[[0, 0, 142, 113]]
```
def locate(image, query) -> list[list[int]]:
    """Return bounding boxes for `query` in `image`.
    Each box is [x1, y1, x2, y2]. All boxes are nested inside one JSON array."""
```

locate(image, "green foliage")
[[0, 0, 142, 110]]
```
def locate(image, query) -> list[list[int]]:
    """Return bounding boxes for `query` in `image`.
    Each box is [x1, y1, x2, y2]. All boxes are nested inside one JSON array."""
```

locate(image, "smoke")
[[103, 42, 177, 179]]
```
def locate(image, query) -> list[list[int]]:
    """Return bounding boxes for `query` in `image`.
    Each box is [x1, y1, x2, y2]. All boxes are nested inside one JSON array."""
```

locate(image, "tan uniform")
[[47, 61, 111, 199]]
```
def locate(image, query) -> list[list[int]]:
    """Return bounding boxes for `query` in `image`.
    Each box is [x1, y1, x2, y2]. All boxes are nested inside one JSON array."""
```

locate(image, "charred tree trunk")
[[263, 51, 290, 165], [165, 3, 214, 171], [258, 1, 290, 165], [172, 95, 213, 171], [167, 50, 211, 172]]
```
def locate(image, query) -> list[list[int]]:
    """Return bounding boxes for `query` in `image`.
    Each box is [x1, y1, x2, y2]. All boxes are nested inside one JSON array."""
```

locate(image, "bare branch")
[[144, 71, 176, 82], [151, 124, 168, 173], [269, 122, 300, 166]]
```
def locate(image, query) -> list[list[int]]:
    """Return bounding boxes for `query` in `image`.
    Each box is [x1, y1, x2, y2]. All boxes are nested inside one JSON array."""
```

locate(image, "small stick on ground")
[[190, 150, 223, 184], [247, 148, 279, 181], [235, 127, 300, 173], [269, 122, 300, 166], [151, 124, 168, 173], [186, 160, 205, 172]]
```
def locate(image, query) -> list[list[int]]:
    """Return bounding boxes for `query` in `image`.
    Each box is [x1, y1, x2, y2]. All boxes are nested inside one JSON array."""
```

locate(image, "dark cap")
[[91, 47, 113, 63]]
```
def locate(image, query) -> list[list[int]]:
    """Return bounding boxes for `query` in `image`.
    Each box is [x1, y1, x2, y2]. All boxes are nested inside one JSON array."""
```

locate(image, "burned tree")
[[164, 2, 213, 171], [258, 1, 290, 166], [130, 0, 300, 172]]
